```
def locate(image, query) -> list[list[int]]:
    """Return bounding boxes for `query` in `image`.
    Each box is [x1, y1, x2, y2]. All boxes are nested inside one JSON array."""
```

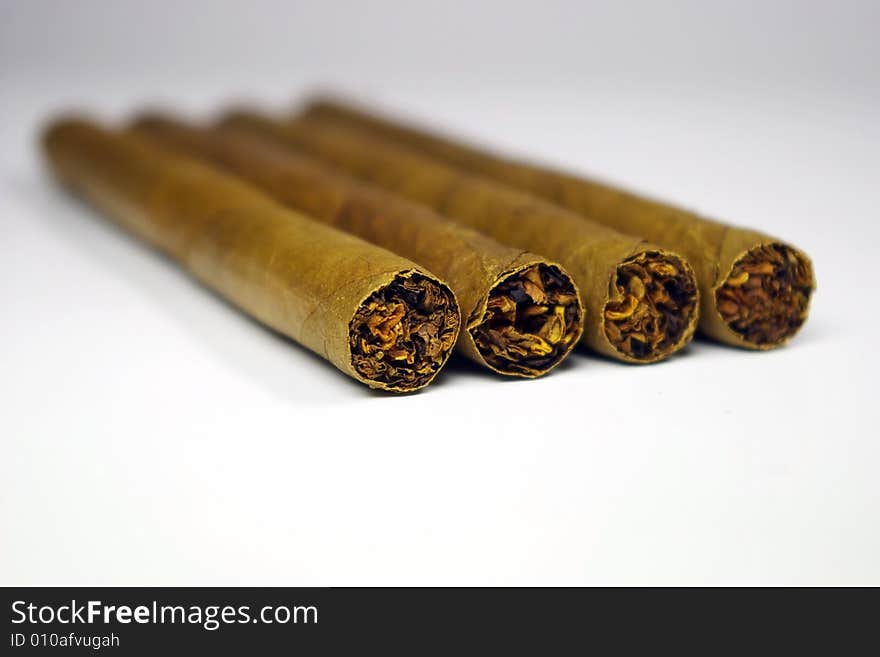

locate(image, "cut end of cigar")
[[715, 242, 814, 348], [349, 271, 459, 392], [603, 251, 699, 362], [470, 263, 583, 377]]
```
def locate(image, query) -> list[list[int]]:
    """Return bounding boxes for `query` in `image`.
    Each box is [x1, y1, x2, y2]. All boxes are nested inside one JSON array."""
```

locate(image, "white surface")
[[1, 0, 878, 585]]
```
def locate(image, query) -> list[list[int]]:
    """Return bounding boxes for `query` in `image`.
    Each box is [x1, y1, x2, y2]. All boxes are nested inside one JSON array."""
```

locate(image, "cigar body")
[[131, 116, 584, 377], [302, 99, 815, 349], [224, 111, 700, 364], [43, 118, 460, 392]]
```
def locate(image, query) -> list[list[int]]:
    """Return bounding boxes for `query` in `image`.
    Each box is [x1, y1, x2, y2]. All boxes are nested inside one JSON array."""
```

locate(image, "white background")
[[1, 0, 877, 585]]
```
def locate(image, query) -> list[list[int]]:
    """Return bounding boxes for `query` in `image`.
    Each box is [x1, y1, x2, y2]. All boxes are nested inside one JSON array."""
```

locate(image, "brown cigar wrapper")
[[222, 111, 700, 364], [301, 98, 815, 349], [42, 118, 460, 392], [129, 116, 584, 377]]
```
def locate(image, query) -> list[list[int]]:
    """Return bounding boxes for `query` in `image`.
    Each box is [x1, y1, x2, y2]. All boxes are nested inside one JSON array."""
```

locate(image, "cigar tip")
[[471, 261, 584, 378], [39, 113, 103, 155], [603, 249, 699, 363], [715, 241, 814, 349], [298, 88, 344, 111], [214, 104, 267, 126], [128, 109, 182, 132], [349, 270, 460, 392]]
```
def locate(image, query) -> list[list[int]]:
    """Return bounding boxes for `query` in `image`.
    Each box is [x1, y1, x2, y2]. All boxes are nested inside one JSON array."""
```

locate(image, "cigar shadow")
[[11, 174, 380, 404], [692, 326, 824, 352], [433, 344, 584, 388], [569, 337, 708, 366], [430, 353, 489, 383]]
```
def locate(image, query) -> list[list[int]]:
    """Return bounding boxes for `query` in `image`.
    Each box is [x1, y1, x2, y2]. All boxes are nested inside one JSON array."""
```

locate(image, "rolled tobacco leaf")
[[302, 98, 815, 349], [130, 115, 583, 377], [43, 118, 460, 392], [223, 111, 700, 364]]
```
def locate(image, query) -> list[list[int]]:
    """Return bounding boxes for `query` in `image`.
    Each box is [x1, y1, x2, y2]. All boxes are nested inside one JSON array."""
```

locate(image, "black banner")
[[1, 587, 872, 653]]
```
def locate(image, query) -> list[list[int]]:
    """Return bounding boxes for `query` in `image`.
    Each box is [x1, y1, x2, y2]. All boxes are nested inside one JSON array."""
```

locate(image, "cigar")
[[130, 115, 584, 378], [301, 98, 815, 350], [222, 111, 700, 364], [43, 118, 460, 392]]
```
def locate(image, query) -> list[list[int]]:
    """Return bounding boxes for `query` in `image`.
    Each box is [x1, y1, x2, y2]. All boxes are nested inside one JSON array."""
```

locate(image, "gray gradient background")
[[1, 1, 878, 585]]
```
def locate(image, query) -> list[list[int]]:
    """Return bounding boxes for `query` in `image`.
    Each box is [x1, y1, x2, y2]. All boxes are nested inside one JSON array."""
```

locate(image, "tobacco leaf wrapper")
[[130, 116, 584, 378], [303, 99, 815, 349], [223, 111, 700, 364], [43, 118, 460, 392]]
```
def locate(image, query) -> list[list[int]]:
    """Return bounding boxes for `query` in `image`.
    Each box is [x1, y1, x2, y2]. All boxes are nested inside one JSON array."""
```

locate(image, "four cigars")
[[301, 98, 816, 350], [42, 97, 816, 392]]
